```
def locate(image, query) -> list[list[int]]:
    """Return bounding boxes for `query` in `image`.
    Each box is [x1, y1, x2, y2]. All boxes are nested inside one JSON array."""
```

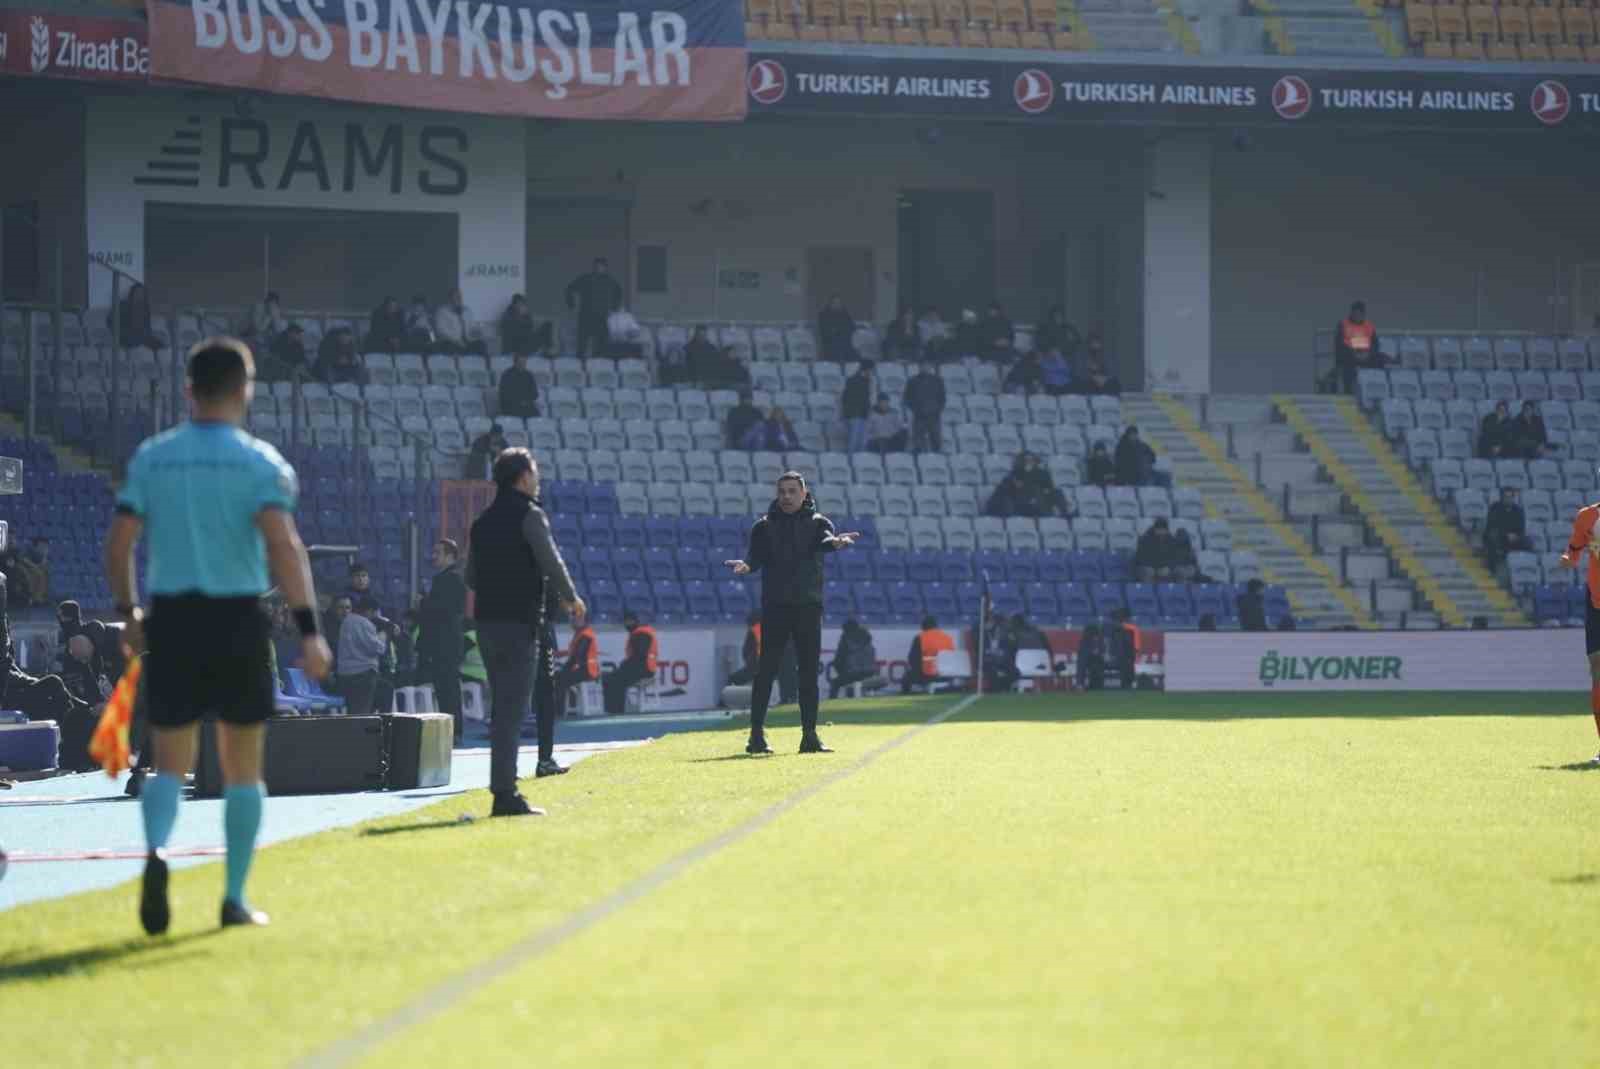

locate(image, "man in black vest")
[[723, 471, 859, 756], [467, 448, 584, 817], [417, 538, 467, 744]]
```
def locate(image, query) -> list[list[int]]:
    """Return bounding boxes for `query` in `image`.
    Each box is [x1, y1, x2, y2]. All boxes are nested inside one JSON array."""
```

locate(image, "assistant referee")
[[723, 471, 859, 755], [106, 338, 331, 934]]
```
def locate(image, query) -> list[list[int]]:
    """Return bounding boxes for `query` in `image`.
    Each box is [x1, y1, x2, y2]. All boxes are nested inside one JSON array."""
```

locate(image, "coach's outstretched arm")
[[258, 509, 333, 680]]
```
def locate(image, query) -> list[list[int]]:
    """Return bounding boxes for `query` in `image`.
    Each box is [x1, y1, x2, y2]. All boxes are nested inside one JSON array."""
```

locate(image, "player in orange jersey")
[[1559, 500, 1600, 758]]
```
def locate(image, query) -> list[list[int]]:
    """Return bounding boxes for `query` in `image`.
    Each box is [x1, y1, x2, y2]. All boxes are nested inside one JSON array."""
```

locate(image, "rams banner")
[[746, 52, 1600, 130], [145, 0, 747, 121]]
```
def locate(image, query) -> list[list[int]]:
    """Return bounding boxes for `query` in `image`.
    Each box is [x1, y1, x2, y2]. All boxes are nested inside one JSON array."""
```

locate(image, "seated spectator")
[[1014, 452, 1072, 517], [1510, 400, 1553, 460], [1075, 623, 1106, 690], [728, 612, 760, 687], [979, 605, 1019, 692], [882, 308, 922, 362], [1038, 346, 1074, 396], [337, 598, 396, 718], [1237, 578, 1268, 632], [697, 343, 751, 391], [901, 615, 955, 694], [499, 294, 549, 356], [112, 282, 164, 352], [684, 325, 720, 383], [1034, 305, 1081, 360], [404, 295, 435, 350], [498, 354, 540, 418], [866, 394, 908, 454], [954, 309, 983, 358], [61, 634, 111, 705], [57, 599, 86, 653], [1115, 426, 1157, 486], [262, 323, 309, 382], [1085, 440, 1115, 487], [313, 327, 365, 384], [742, 406, 799, 452], [985, 473, 1026, 518], [1478, 400, 1513, 459], [1004, 349, 1044, 395], [1484, 487, 1528, 571], [917, 307, 951, 359], [366, 296, 406, 353], [979, 301, 1016, 362], [827, 618, 880, 699], [465, 423, 508, 481], [434, 288, 487, 355], [725, 390, 764, 450], [1134, 518, 1177, 583], [1077, 356, 1122, 397], [819, 294, 856, 363], [606, 308, 646, 359], [603, 612, 658, 715], [251, 291, 286, 344], [1170, 528, 1199, 582]]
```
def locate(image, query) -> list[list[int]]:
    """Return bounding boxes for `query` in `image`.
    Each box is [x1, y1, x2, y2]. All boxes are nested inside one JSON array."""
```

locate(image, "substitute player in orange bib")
[[1558, 500, 1600, 758]]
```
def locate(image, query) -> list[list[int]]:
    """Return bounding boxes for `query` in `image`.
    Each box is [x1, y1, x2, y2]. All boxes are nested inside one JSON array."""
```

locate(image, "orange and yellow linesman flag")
[[89, 655, 142, 778]]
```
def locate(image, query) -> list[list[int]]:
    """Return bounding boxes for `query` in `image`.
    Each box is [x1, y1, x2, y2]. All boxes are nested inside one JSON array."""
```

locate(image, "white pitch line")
[[297, 693, 982, 1069]]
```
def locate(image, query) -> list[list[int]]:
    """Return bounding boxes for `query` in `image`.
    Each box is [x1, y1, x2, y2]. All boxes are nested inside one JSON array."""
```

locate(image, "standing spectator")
[[726, 390, 764, 450], [325, 595, 354, 678], [499, 294, 548, 356], [366, 296, 406, 353], [112, 283, 164, 352], [1133, 518, 1176, 583], [842, 361, 875, 453], [865, 394, 908, 454], [465, 423, 508, 481], [1085, 441, 1115, 487], [1332, 300, 1380, 396], [954, 308, 983, 357], [1115, 426, 1157, 486], [1075, 623, 1106, 690], [1478, 399, 1513, 459], [903, 359, 947, 453], [498, 355, 540, 419], [684, 325, 721, 386], [263, 324, 309, 382], [1237, 578, 1268, 632], [979, 301, 1015, 362], [827, 618, 879, 699], [1034, 305, 1081, 360], [1038, 346, 1074, 396], [565, 257, 623, 358], [916, 307, 951, 359], [1484, 487, 1528, 571], [1510, 400, 1552, 459], [251, 292, 286, 345], [603, 611, 659, 715], [434, 288, 487, 356], [882, 308, 921, 362], [900, 615, 955, 694], [313, 328, 364, 384], [1, 549, 38, 608], [742, 407, 799, 452], [554, 615, 599, 715], [61, 633, 111, 705], [978, 605, 1019, 693], [404, 296, 435, 350], [819, 294, 856, 363], [345, 562, 372, 606], [1109, 608, 1140, 689], [417, 538, 468, 743], [728, 611, 761, 687], [336, 598, 394, 718], [1004, 348, 1044, 395]]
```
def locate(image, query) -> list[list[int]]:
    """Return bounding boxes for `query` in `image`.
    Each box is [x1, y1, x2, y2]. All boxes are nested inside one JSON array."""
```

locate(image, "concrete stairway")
[[1127, 393, 1374, 629], [1274, 394, 1526, 628]]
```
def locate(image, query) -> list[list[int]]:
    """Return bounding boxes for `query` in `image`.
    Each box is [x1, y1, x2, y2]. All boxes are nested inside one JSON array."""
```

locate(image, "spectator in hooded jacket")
[[827, 618, 879, 699], [498, 354, 540, 419], [500, 294, 549, 356], [1115, 426, 1157, 487], [842, 361, 874, 453], [903, 359, 946, 453], [366, 296, 406, 353], [314, 327, 366, 385], [819, 295, 856, 363]]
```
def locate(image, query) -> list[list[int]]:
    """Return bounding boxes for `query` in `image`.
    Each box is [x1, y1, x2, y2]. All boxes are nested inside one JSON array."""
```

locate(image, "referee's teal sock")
[[222, 783, 266, 907], [140, 773, 182, 852]]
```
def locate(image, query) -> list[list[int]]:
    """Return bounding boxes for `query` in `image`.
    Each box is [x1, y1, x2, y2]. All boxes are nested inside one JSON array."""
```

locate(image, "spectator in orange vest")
[[901, 615, 955, 694], [554, 619, 600, 714], [602, 611, 658, 715], [1333, 300, 1382, 395]]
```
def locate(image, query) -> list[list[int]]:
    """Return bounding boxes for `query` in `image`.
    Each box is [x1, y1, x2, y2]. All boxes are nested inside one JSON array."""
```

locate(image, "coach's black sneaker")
[[139, 850, 170, 936], [535, 759, 568, 778], [491, 791, 545, 817], [798, 734, 833, 754], [746, 734, 774, 756], [220, 899, 270, 927]]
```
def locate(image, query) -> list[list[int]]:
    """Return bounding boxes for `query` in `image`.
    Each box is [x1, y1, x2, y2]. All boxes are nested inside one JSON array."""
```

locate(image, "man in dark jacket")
[[564, 258, 623, 359], [842, 361, 874, 454], [418, 538, 468, 743], [1237, 578, 1268, 632], [903, 359, 947, 454], [818, 295, 856, 363], [498, 354, 539, 419], [725, 390, 764, 450], [467, 448, 584, 816], [1484, 487, 1528, 571], [827, 618, 878, 699], [723, 472, 860, 754]]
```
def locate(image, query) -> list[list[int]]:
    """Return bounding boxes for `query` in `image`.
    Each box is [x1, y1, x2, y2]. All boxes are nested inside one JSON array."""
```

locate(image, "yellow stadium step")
[[1276, 395, 1526, 628], [1142, 394, 1376, 628]]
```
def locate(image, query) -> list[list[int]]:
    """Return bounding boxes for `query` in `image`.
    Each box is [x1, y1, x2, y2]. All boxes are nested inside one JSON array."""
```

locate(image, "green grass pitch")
[[5, 690, 1600, 1067]]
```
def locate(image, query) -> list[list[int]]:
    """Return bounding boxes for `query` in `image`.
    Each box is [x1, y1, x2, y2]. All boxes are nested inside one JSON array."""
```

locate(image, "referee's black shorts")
[[1586, 596, 1600, 657], [145, 594, 275, 727]]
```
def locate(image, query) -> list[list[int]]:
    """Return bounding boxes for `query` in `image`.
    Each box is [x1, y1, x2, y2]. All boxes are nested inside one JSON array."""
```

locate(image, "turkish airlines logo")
[[1014, 69, 1054, 114], [747, 60, 787, 106], [1531, 80, 1570, 125], [1272, 75, 1311, 120]]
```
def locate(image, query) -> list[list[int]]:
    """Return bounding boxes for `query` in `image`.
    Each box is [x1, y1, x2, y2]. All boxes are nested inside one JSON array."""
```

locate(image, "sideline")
[[296, 692, 982, 1069]]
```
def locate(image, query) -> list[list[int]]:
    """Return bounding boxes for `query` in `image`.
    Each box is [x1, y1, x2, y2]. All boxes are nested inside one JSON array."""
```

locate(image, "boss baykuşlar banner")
[[146, 0, 747, 121]]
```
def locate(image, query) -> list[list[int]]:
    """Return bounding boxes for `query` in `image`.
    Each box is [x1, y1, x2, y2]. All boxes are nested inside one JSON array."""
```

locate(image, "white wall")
[[1144, 133, 1212, 393], [1212, 130, 1600, 394]]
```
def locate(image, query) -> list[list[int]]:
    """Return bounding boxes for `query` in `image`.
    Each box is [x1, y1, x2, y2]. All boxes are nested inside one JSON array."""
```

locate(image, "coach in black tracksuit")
[[724, 471, 860, 755]]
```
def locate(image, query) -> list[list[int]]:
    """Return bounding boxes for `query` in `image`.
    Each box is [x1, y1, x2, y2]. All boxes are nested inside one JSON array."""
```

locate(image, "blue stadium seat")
[[923, 582, 958, 621], [675, 547, 710, 581], [613, 516, 646, 549], [585, 484, 618, 514], [1004, 552, 1040, 584], [907, 551, 941, 583], [579, 548, 613, 581], [718, 580, 753, 620], [1156, 583, 1194, 616], [580, 513, 616, 549], [643, 546, 676, 580], [989, 582, 1024, 618], [1103, 553, 1132, 582], [1126, 583, 1160, 617], [645, 516, 677, 544], [841, 516, 877, 550], [710, 517, 747, 554], [1069, 551, 1105, 582], [974, 549, 1008, 582], [1057, 581, 1093, 617], [956, 581, 983, 610], [873, 550, 907, 583], [1091, 582, 1126, 614], [839, 551, 873, 583], [888, 582, 924, 620], [652, 580, 684, 611], [1162, 612, 1197, 630], [551, 513, 582, 546], [824, 581, 854, 618], [685, 580, 721, 619], [619, 579, 654, 618], [1023, 582, 1059, 620], [1037, 555, 1071, 583], [1191, 583, 1226, 621], [588, 578, 622, 620], [611, 551, 645, 582], [854, 582, 890, 622]]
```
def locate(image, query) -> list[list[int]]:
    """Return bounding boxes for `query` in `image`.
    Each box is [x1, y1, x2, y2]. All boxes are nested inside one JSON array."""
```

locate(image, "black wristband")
[[293, 607, 319, 637]]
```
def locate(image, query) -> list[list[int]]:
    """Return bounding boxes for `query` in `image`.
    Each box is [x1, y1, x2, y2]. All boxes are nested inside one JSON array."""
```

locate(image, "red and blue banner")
[[145, 0, 746, 121]]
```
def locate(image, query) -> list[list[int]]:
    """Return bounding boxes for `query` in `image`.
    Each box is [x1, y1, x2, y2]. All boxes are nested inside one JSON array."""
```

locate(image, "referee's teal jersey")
[[115, 421, 299, 597]]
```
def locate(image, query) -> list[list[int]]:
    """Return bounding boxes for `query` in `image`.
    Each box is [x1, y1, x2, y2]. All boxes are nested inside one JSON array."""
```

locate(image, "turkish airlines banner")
[[0, 10, 148, 82], [747, 52, 1600, 130], [146, 0, 747, 121]]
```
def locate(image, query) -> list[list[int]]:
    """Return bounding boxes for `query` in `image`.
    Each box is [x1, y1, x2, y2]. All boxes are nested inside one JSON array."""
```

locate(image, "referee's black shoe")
[[491, 791, 545, 817], [220, 900, 270, 927], [746, 733, 774, 756], [798, 734, 833, 754], [139, 851, 170, 936]]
